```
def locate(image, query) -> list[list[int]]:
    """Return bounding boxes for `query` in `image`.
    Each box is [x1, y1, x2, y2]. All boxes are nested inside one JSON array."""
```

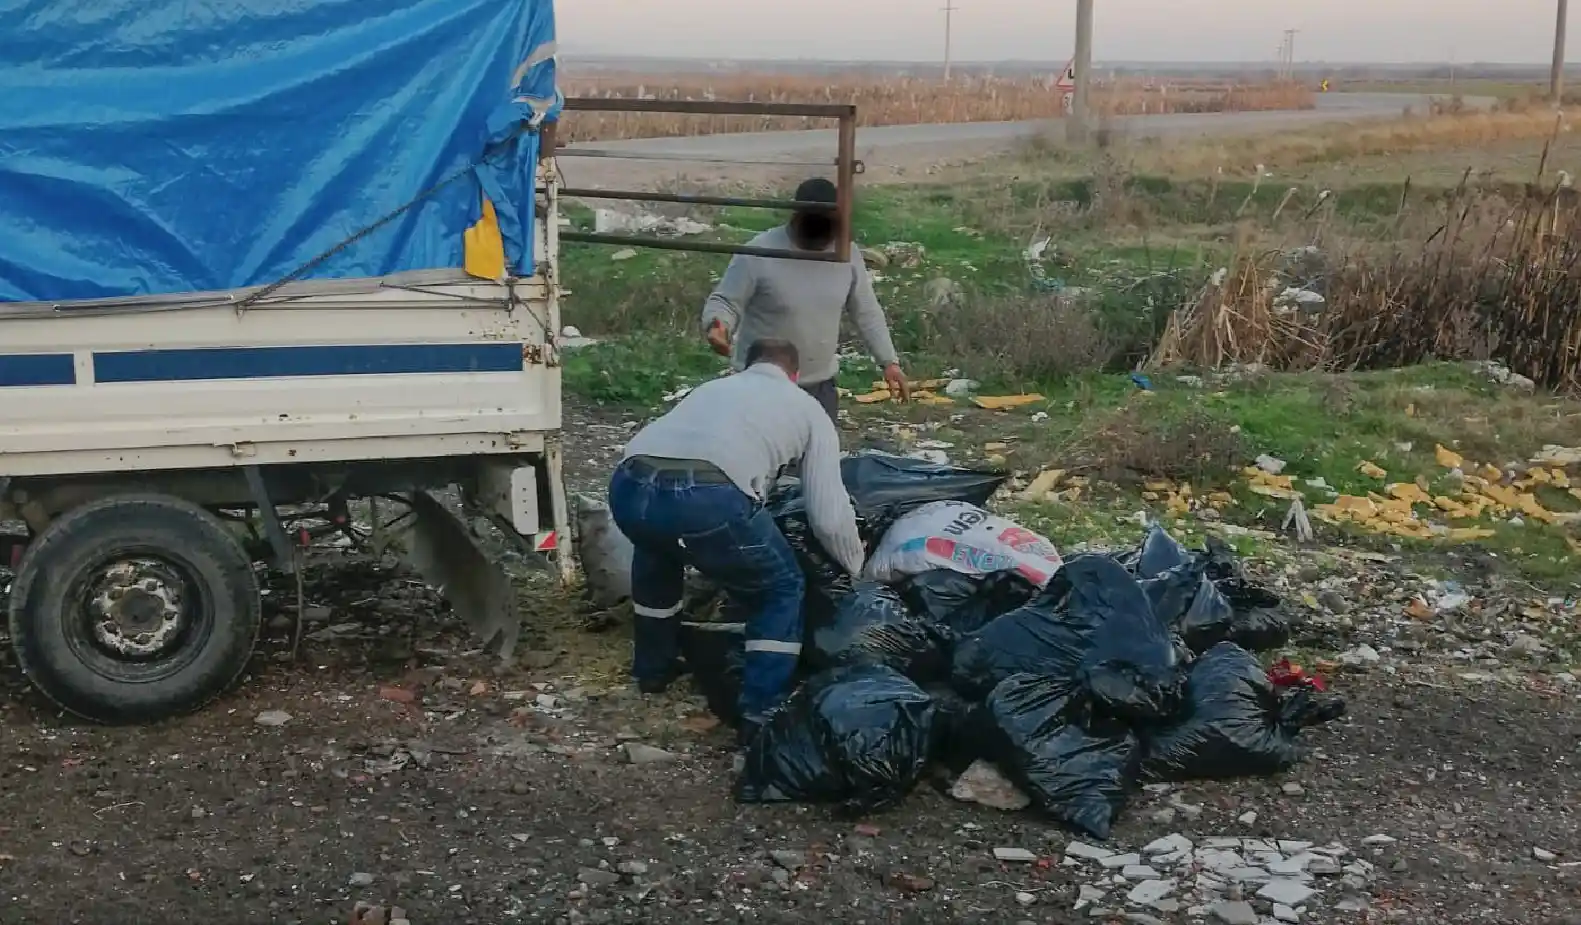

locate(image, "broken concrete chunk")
[[949, 760, 1032, 811], [1143, 834, 1194, 856], [1257, 879, 1317, 906], [1209, 900, 1259, 925], [994, 847, 1039, 863], [1125, 878, 1176, 906], [1066, 841, 1117, 862]]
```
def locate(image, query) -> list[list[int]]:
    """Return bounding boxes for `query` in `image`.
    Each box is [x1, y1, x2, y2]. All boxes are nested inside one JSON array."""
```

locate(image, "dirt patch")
[[3, 559, 1580, 925]]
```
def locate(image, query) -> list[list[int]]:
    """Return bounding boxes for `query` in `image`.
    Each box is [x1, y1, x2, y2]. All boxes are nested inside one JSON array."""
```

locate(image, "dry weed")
[[1057, 400, 1248, 483], [918, 290, 1122, 385], [1135, 110, 1574, 177], [557, 72, 1315, 142]]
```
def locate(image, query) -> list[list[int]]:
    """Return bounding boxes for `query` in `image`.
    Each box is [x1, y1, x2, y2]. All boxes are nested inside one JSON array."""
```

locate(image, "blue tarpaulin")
[[0, 0, 561, 304]]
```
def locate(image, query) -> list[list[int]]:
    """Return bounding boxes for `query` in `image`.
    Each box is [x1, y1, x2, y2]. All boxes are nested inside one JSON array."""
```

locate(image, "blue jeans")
[[608, 461, 806, 722]]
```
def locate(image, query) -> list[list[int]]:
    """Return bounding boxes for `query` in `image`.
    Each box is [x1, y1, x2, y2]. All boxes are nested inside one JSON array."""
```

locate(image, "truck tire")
[[7, 493, 261, 723]]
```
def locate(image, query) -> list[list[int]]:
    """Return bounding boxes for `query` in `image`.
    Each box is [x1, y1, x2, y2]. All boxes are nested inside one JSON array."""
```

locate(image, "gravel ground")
[[3, 404, 1581, 925]]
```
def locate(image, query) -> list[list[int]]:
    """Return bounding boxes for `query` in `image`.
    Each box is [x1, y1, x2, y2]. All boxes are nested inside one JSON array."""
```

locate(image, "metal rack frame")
[[553, 98, 859, 263]]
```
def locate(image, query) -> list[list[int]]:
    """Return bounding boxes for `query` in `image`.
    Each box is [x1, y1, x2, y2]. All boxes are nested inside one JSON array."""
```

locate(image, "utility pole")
[[1552, 0, 1568, 102], [941, 1, 957, 82], [1071, 0, 1095, 143], [1281, 29, 1299, 80]]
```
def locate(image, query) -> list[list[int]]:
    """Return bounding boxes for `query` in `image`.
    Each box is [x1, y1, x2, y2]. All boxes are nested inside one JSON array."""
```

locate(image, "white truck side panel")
[[0, 168, 565, 480], [0, 288, 559, 477]]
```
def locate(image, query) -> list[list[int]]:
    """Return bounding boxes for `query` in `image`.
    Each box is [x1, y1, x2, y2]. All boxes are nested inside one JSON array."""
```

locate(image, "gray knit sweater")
[[700, 225, 900, 385]]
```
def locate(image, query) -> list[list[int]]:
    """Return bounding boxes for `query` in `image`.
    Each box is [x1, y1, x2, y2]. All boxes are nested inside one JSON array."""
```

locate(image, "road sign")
[[1061, 91, 1074, 114], [1056, 57, 1076, 90]]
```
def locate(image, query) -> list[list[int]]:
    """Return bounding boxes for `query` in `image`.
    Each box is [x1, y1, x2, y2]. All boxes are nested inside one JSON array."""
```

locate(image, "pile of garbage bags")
[[688, 454, 1346, 838]]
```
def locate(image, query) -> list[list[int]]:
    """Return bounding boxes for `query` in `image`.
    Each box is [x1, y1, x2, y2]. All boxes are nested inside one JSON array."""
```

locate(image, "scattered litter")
[[1021, 468, 1067, 502], [610, 248, 638, 261], [254, 710, 292, 728], [594, 208, 711, 237], [973, 394, 1045, 411], [994, 846, 1039, 862]]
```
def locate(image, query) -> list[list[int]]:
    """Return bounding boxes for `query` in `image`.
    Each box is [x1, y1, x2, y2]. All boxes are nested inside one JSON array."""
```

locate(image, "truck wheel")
[[8, 494, 261, 723]]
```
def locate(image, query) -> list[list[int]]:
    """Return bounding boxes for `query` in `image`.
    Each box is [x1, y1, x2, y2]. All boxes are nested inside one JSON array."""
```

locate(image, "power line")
[[941, 2, 958, 82]]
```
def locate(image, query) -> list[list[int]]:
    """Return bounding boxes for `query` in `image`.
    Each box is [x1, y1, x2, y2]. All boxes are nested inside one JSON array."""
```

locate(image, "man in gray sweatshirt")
[[701, 178, 908, 421], [610, 338, 865, 740]]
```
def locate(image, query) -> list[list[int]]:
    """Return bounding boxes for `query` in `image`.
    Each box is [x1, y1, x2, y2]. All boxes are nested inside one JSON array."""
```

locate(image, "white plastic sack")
[[575, 494, 634, 608], [864, 501, 1063, 587]]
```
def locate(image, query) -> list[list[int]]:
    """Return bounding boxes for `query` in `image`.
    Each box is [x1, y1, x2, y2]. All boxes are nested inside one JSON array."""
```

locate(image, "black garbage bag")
[[1142, 642, 1346, 781], [736, 665, 937, 814], [764, 494, 856, 629], [1077, 555, 1185, 723], [974, 673, 1141, 840], [769, 453, 1009, 546], [679, 621, 745, 727], [1215, 579, 1292, 652], [951, 555, 1182, 721], [1133, 529, 1292, 655], [949, 573, 1085, 700], [839, 453, 1008, 537], [809, 583, 954, 683], [898, 569, 1040, 635], [924, 684, 977, 770], [1131, 523, 1193, 578]]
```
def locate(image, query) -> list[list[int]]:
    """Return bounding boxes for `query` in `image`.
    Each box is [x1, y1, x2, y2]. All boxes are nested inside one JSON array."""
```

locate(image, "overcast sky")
[[558, 0, 1570, 64]]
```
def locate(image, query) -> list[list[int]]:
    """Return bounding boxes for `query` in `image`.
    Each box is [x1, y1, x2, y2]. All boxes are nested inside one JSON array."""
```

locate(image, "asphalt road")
[[556, 93, 1492, 181]]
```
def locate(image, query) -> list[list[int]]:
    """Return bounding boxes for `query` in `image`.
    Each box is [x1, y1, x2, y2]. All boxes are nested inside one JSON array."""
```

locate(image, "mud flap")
[[399, 491, 520, 660]]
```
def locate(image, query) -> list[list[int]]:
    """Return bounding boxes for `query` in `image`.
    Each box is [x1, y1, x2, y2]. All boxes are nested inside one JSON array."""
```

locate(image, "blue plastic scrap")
[[0, 0, 562, 304]]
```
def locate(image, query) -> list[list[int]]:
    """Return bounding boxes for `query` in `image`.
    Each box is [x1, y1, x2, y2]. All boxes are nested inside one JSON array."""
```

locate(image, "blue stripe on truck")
[[0, 353, 77, 387], [92, 342, 525, 383]]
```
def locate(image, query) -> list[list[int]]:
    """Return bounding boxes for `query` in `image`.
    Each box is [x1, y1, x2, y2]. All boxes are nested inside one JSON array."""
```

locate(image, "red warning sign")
[[1056, 57, 1076, 90]]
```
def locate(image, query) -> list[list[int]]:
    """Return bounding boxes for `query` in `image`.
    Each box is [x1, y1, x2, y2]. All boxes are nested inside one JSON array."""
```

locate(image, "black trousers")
[[800, 378, 839, 425]]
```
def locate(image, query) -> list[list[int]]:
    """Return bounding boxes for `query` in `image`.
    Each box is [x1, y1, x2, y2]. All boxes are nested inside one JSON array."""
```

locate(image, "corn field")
[[556, 73, 1316, 143]]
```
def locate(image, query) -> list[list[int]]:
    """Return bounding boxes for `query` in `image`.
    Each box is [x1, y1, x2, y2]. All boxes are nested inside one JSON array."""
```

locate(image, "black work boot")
[[636, 660, 690, 695]]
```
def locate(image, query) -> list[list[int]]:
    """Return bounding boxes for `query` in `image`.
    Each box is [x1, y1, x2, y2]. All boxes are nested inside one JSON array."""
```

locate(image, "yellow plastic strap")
[[464, 196, 507, 281]]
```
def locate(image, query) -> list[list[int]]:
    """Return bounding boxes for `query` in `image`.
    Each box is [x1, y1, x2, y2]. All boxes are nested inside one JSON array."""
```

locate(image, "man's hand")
[[883, 363, 911, 402], [706, 320, 732, 357]]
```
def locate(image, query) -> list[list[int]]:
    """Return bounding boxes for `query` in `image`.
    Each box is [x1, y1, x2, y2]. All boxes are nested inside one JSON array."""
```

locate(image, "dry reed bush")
[[1150, 168, 1581, 392], [557, 73, 1316, 142]]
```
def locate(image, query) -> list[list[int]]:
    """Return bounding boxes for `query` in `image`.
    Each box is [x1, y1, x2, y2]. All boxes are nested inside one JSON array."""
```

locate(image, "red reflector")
[[534, 531, 558, 552]]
